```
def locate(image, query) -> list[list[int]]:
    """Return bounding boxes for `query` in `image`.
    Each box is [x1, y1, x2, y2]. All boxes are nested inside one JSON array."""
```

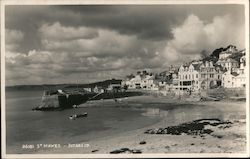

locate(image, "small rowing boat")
[[69, 112, 88, 120]]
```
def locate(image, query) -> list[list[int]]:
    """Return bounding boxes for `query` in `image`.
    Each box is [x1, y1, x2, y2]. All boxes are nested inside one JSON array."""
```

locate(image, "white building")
[[216, 45, 240, 72], [122, 73, 158, 90], [178, 63, 200, 91], [216, 58, 239, 72], [107, 84, 122, 92], [222, 55, 246, 88], [222, 71, 238, 88], [234, 73, 246, 88], [178, 61, 224, 91], [93, 86, 104, 93], [218, 45, 238, 59], [140, 75, 156, 90], [124, 74, 142, 89]]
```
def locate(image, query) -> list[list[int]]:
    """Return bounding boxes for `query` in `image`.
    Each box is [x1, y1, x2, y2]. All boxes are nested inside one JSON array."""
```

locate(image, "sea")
[[5, 89, 230, 154], [5, 90, 161, 154]]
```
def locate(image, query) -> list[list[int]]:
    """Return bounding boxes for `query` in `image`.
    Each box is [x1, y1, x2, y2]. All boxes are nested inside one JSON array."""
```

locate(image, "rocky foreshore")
[[35, 95, 246, 154], [144, 118, 232, 135]]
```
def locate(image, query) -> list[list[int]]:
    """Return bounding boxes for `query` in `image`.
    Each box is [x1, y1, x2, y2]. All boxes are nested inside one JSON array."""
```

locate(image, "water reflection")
[[142, 108, 161, 116], [140, 105, 225, 126]]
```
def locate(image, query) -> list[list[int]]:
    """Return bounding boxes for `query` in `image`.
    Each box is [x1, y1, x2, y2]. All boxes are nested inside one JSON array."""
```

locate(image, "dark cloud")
[[4, 4, 245, 85], [6, 5, 244, 53]]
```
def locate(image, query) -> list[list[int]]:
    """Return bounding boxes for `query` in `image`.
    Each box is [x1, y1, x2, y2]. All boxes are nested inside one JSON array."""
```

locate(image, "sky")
[[5, 4, 246, 86]]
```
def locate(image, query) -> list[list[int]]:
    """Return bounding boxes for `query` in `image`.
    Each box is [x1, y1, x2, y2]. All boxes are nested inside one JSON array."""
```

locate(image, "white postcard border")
[[1, 0, 249, 158]]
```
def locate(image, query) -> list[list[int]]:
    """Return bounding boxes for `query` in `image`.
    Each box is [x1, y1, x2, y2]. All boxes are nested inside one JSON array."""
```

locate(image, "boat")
[[69, 112, 88, 120]]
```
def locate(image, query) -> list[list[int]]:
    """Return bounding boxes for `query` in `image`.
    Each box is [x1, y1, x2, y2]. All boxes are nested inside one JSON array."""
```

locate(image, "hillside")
[[6, 79, 122, 91], [202, 45, 245, 63]]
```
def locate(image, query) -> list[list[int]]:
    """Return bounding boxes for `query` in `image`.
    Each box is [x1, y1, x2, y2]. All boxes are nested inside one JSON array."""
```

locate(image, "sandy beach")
[[36, 95, 247, 154]]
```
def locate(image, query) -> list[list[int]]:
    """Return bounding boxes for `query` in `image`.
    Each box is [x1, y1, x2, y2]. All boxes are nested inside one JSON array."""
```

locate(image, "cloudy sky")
[[5, 4, 245, 86]]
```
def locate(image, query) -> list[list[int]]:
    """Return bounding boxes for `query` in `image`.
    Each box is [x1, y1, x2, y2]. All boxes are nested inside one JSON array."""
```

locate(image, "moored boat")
[[69, 112, 88, 120]]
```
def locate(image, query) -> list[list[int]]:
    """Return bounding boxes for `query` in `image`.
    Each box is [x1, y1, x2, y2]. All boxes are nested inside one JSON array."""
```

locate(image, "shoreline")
[[34, 95, 246, 154]]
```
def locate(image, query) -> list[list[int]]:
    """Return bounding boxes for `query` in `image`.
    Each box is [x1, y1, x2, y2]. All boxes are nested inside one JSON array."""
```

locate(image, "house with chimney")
[[222, 54, 246, 88], [122, 71, 158, 90], [216, 45, 240, 72], [177, 61, 224, 91]]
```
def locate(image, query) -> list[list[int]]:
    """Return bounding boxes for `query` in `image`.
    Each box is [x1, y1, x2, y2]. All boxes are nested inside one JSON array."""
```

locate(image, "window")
[[189, 75, 190, 79], [196, 74, 198, 78]]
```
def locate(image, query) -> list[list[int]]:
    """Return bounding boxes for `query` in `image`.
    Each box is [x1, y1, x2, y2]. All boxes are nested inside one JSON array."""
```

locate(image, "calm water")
[[5, 90, 161, 154], [5, 90, 231, 154]]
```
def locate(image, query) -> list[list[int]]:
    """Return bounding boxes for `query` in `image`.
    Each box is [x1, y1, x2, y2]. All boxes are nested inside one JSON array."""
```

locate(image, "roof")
[[226, 58, 238, 63], [183, 63, 189, 67], [217, 57, 238, 63], [214, 63, 224, 70], [191, 63, 202, 71], [144, 75, 154, 80], [231, 72, 239, 76]]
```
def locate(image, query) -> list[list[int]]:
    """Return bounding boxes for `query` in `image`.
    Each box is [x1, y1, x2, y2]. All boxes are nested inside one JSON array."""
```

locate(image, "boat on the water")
[[69, 113, 88, 120]]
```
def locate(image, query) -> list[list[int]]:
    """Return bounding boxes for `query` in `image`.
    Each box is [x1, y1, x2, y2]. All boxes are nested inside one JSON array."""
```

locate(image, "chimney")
[[205, 61, 209, 67], [209, 61, 213, 67]]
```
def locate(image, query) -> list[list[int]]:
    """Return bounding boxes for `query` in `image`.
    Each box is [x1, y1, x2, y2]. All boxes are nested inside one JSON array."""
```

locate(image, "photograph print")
[[1, 0, 249, 158]]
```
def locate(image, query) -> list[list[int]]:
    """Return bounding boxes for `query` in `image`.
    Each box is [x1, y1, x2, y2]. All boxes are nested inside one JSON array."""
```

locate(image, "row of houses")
[[83, 83, 122, 93], [122, 45, 247, 92]]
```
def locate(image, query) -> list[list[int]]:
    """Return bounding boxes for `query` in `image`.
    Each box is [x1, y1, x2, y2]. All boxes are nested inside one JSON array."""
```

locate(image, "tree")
[[200, 50, 209, 59], [211, 47, 224, 58]]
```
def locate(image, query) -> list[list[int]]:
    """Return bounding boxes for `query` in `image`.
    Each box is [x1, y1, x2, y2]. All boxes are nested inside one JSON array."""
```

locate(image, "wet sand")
[[36, 95, 247, 154]]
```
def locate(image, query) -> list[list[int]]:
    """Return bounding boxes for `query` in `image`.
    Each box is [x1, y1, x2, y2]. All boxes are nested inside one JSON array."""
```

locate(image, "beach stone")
[[203, 129, 213, 134], [145, 118, 232, 137], [165, 146, 170, 149], [156, 129, 163, 134], [110, 149, 124, 154], [120, 148, 130, 152], [131, 149, 142, 154], [215, 135, 223, 139], [91, 149, 99, 153], [139, 141, 146, 145]]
